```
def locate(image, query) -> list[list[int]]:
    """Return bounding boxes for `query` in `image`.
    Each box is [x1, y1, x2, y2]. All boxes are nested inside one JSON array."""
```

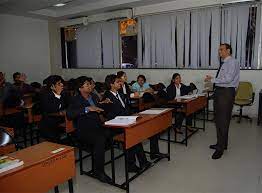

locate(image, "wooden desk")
[[130, 93, 158, 111], [168, 96, 207, 146], [0, 126, 16, 155], [0, 142, 76, 193], [105, 108, 173, 193]]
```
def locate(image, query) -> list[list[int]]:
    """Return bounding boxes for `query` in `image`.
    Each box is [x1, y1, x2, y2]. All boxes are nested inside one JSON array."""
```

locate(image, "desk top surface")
[[0, 142, 74, 178], [104, 108, 173, 129], [168, 95, 207, 104]]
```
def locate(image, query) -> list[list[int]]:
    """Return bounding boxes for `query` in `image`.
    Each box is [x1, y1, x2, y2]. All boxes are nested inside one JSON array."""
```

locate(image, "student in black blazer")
[[117, 71, 131, 104], [39, 75, 69, 142], [66, 76, 114, 183], [166, 73, 193, 133], [103, 74, 164, 168]]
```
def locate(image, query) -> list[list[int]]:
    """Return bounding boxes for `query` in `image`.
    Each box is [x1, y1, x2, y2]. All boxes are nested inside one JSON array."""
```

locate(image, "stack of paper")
[[105, 116, 138, 126], [139, 108, 168, 115], [0, 156, 24, 173], [176, 94, 197, 100]]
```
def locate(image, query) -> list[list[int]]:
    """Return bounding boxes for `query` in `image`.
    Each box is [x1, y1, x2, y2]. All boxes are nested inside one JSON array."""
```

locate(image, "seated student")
[[0, 72, 25, 134], [103, 74, 163, 164], [66, 76, 113, 183], [90, 78, 103, 101], [166, 73, 194, 133], [13, 72, 34, 95], [131, 75, 154, 94], [39, 75, 69, 142], [117, 71, 131, 96]]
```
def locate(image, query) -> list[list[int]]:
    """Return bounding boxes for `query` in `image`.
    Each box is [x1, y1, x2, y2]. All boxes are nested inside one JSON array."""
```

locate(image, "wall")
[[0, 14, 50, 83]]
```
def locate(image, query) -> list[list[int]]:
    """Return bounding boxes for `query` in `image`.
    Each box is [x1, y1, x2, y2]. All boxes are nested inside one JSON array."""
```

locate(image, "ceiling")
[[0, 0, 180, 19], [0, 0, 257, 20]]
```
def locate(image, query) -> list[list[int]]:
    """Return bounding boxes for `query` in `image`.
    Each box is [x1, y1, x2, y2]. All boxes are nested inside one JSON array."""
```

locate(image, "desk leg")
[[124, 148, 129, 193], [185, 123, 188, 146], [167, 127, 171, 161], [68, 179, 74, 193], [54, 186, 59, 193], [111, 141, 116, 183], [203, 108, 206, 131]]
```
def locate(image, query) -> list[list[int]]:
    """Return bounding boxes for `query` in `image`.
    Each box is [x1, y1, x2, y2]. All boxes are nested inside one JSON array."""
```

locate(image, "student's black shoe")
[[150, 153, 167, 160], [94, 173, 113, 183], [209, 144, 227, 150], [128, 164, 141, 173], [140, 160, 151, 169], [212, 150, 223, 160]]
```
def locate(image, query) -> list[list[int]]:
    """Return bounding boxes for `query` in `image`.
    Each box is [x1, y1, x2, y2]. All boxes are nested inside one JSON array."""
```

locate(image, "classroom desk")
[[82, 108, 173, 193], [0, 126, 16, 156], [167, 96, 207, 146], [130, 92, 158, 111], [0, 142, 76, 193]]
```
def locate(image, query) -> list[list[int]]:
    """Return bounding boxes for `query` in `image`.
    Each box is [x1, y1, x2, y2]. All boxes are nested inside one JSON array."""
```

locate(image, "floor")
[[54, 117, 262, 193]]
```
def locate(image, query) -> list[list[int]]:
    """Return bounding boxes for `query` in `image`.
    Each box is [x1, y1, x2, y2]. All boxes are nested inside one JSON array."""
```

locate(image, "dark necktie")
[[216, 61, 224, 78], [214, 61, 224, 89]]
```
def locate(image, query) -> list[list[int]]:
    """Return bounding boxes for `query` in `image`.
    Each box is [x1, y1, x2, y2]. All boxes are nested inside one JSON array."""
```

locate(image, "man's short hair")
[[76, 76, 92, 89], [221, 43, 232, 55], [105, 74, 117, 90], [13, 72, 21, 81], [137, 75, 146, 82]]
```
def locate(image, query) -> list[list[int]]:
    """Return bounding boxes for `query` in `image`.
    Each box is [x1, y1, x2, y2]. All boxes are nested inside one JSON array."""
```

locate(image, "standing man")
[[205, 43, 240, 160]]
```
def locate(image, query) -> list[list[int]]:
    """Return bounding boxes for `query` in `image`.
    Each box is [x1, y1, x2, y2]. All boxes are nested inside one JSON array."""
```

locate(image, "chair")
[[0, 128, 15, 147], [233, 81, 255, 123]]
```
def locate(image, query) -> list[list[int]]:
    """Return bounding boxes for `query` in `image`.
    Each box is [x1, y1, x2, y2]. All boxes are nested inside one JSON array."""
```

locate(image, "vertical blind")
[[138, 3, 262, 69], [76, 21, 120, 68]]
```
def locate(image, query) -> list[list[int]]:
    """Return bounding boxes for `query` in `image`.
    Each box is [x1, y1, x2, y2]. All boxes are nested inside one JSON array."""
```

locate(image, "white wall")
[[0, 14, 50, 83]]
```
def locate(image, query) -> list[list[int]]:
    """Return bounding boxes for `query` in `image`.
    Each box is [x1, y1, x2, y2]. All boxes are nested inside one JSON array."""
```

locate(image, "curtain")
[[101, 21, 120, 68], [252, 4, 262, 69], [190, 7, 220, 68], [76, 21, 120, 68], [76, 23, 102, 68], [221, 5, 250, 68], [138, 8, 219, 69], [138, 15, 175, 68], [176, 11, 190, 68]]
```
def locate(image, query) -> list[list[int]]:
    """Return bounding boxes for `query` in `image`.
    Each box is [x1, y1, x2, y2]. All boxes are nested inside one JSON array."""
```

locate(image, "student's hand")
[[204, 75, 213, 82], [88, 106, 104, 113], [99, 98, 112, 104]]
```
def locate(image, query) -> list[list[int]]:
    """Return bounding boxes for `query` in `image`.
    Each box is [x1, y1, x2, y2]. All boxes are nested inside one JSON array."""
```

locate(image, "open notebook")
[[139, 108, 168, 115], [105, 116, 139, 126]]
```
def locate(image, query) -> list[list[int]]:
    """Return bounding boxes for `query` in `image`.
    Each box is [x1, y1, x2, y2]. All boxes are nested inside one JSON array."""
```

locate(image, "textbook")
[[0, 156, 24, 173], [105, 116, 139, 126], [139, 108, 168, 115]]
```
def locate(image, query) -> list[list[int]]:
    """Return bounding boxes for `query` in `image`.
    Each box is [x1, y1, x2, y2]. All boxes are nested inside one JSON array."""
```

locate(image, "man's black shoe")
[[150, 153, 167, 160], [94, 173, 113, 183], [128, 164, 141, 173], [209, 144, 227, 150], [140, 161, 151, 169], [212, 150, 223, 160]]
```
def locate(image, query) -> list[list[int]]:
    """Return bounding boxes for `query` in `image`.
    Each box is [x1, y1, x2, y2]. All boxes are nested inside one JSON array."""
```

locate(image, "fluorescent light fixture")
[[54, 3, 66, 7]]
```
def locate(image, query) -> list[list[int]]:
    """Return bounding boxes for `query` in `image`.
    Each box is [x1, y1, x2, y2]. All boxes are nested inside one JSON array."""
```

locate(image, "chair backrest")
[[0, 128, 14, 147], [235, 81, 253, 100]]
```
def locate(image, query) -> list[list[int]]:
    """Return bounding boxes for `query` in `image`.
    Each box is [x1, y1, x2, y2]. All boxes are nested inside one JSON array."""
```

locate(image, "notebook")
[[0, 156, 24, 173], [105, 116, 138, 126], [139, 108, 168, 115]]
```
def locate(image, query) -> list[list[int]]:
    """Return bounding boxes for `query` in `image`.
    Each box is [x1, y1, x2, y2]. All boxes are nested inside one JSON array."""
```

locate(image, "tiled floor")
[[55, 118, 262, 193]]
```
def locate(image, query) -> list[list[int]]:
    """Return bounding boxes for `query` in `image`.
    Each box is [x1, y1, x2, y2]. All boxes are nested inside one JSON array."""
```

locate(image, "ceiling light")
[[54, 3, 66, 7]]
